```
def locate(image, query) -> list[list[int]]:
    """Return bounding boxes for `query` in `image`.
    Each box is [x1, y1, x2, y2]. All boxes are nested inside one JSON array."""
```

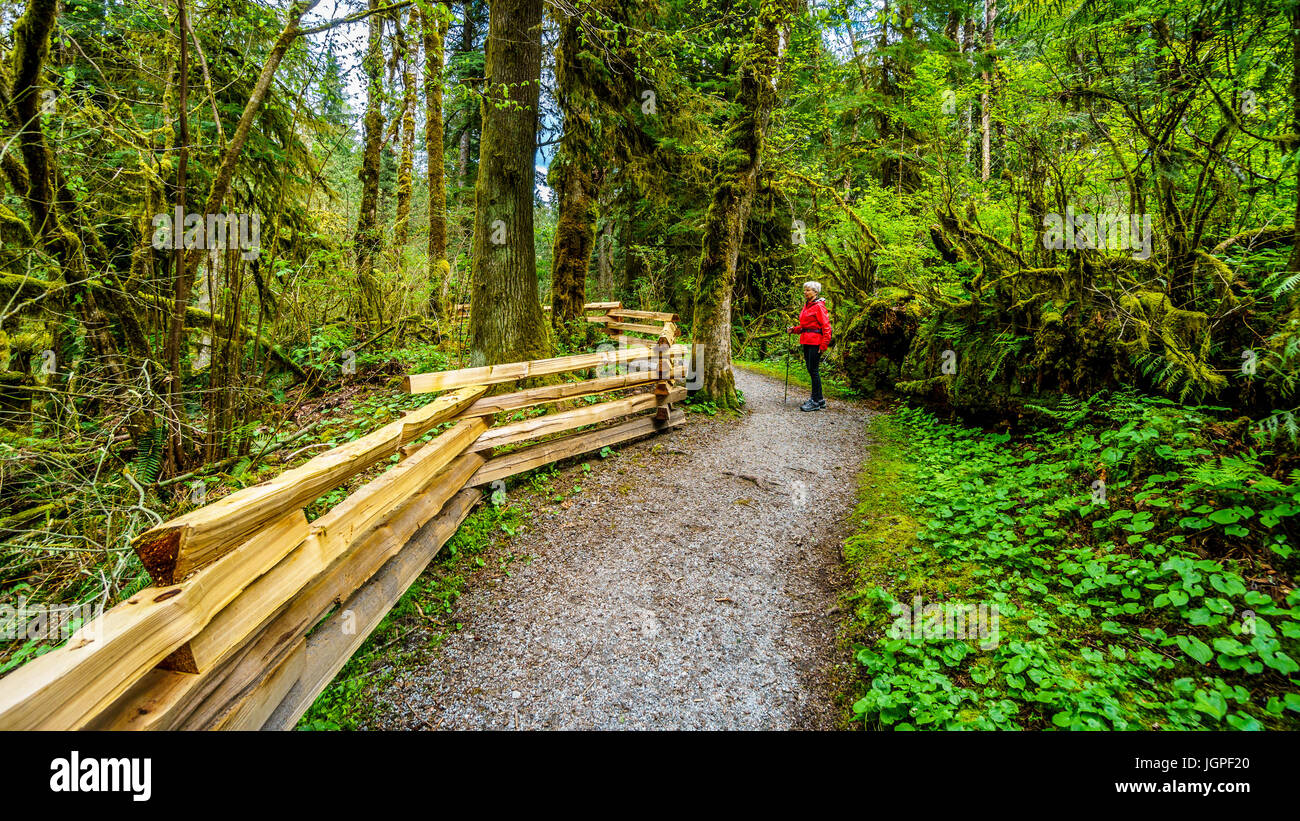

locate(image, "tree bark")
[[466, 0, 551, 366], [455, 2, 478, 194], [980, 0, 995, 181], [690, 0, 787, 408], [423, 2, 450, 316], [963, 16, 975, 166], [162, 0, 191, 475], [394, 8, 418, 247], [354, 0, 386, 326], [548, 9, 597, 327]]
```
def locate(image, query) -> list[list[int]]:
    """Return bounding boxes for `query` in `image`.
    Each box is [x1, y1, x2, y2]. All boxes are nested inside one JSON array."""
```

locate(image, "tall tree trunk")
[[963, 16, 975, 165], [7, 0, 139, 421], [467, 0, 551, 366], [163, 0, 191, 475], [980, 0, 995, 181], [456, 2, 478, 194], [1289, 3, 1300, 275], [394, 8, 417, 247], [618, 189, 642, 302], [423, 2, 450, 316], [597, 208, 614, 299], [690, 0, 787, 408], [354, 0, 386, 326], [548, 10, 597, 327]]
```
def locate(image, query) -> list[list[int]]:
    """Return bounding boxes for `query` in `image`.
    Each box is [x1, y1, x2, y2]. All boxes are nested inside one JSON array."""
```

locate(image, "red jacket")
[[788, 297, 832, 351]]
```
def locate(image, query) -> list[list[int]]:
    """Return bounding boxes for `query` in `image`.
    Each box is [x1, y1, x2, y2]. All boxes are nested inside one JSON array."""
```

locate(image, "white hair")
[[803, 281, 822, 294]]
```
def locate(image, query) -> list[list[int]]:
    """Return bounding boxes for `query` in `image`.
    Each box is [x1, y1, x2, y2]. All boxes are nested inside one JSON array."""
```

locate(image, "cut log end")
[[158, 644, 199, 674], [132, 528, 183, 587]]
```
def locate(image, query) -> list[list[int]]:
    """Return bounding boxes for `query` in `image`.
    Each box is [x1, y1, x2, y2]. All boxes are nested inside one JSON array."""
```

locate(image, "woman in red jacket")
[[787, 281, 832, 412]]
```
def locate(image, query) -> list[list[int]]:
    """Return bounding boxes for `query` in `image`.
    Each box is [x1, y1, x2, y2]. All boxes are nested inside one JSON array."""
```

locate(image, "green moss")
[[835, 412, 989, 727]]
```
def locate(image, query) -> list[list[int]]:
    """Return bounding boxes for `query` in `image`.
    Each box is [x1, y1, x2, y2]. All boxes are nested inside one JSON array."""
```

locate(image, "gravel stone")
[[363, 367, 876, 730]]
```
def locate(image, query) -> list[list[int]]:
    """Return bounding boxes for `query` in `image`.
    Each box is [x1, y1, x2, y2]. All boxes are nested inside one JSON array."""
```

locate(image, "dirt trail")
[[365, 367, 876, 730]]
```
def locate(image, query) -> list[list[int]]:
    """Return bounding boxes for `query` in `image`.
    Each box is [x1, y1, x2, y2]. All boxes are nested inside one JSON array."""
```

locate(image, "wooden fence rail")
[[0, 329, 687, 730]]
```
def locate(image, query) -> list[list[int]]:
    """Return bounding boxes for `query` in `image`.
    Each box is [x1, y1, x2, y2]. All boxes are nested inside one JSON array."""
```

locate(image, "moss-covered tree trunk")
[[690, 0, 787, 408], [353, 0, 386, 327], [455, 2, 479, 197], [423, 2, 450, 316], [980, 0, 995, 182], [1288, 3, 1300, 275], [467, 0, 550, 366], [548, 11, 597, 327], [163, 0, 192, 475], [550, 157, 595, 324], [619, 191, 646, 303], [394, 8, 417, 248]]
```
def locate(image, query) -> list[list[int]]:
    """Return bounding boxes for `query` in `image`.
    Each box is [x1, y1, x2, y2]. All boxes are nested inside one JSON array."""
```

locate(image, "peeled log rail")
[[459, 367, 686, 418], [608, 309, 678, 322], [259, 487, 482, 730], [470, 409, 686, 487], [404, 344, 688, 394], [131, 385, 486, 585], [465, 387, 686, 454], [183, 461, 484, 730], [156, 420, 484, 675], [0, 341, 688, 731], [605, 321, 670, 336], [90, 453, 485, 730], [0, 513, 308, 730], [455, 301, 613, 315]]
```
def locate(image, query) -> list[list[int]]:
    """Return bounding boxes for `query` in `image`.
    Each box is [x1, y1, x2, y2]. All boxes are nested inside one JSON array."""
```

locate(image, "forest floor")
[[358, 368, 875, 730]]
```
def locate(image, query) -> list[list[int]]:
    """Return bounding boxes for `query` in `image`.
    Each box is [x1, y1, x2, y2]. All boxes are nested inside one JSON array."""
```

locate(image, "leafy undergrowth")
[[297, 497, 528, 730], [734, 358, 857, 399], [841, 395, 1300, 730]]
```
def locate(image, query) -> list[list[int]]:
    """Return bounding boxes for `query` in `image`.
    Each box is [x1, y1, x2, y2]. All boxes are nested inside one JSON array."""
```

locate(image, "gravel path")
[[364, 367, 876, 730]]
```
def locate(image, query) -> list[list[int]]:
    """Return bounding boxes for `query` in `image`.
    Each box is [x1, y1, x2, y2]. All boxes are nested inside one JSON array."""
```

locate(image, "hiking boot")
[[800, 399, 821, 412]]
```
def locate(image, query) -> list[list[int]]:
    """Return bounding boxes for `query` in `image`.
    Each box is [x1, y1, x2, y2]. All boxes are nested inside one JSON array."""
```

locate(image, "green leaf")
[[1193, 688, 1227, 720], [1207, 508, 1241, 525], [1225, 712, 1261, 731], [1175, 635, 1213, 664]]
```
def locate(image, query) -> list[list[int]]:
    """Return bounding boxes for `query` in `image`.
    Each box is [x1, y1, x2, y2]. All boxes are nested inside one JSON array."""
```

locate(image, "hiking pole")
[[784, 343, 790, 404]]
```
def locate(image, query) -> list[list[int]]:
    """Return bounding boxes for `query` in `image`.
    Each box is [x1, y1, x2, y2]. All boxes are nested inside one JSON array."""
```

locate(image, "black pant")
[[802, 343, 823, 402]]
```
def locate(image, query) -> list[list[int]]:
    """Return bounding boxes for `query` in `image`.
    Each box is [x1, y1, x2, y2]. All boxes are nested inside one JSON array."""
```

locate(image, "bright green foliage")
[[844, 399, 1300, 730]]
